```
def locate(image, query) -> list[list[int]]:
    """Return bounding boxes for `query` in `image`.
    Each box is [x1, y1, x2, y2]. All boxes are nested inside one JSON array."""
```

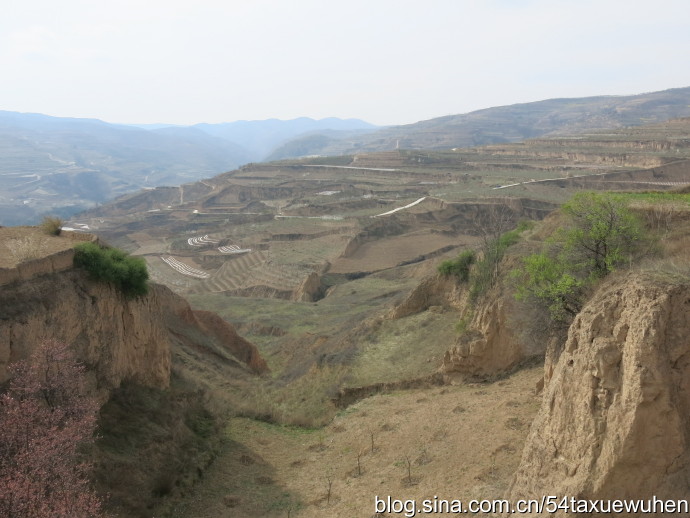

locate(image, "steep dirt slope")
[[388, 245, 549, 380], [171, 366, 543, 518], [0, 270, 172, 391], [0, 269, 266, 392], [0, 249, 268, 516], [508, 273, 690, 515]]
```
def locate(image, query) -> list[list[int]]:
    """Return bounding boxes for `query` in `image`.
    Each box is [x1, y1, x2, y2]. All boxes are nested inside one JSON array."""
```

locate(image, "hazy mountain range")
[[1, 86, 690, 225], [268, 86, 690, 158], [0, 114, 377, 224]]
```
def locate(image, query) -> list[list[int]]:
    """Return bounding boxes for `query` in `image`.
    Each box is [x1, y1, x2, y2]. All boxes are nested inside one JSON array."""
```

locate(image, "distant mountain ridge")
[[194, 117, 378, 161], [269, 86, 690, 159], [0, 113, 376, 224], [3, 86, 690, 225]]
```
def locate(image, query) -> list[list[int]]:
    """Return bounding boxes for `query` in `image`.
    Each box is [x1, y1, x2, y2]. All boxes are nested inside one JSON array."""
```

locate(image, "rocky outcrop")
[[389, 274, 467, 319], [0, 267, 266, 396], [508, 274, 690, 514], [292, 271, 324, 302], [442, 287, 529, 378]]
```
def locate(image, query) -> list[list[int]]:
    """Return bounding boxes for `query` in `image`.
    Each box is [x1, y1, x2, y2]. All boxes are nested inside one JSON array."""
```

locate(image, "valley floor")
[[169, 365, 542, 518]]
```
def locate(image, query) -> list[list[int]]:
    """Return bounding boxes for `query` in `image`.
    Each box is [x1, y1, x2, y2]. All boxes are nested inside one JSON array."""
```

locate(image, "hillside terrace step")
[[187, 235, 219, 247], [161, 256, 210, 279]]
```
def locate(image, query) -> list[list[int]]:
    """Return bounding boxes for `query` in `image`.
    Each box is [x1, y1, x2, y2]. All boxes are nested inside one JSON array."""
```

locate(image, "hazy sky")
[[2, 0, 690, 126]]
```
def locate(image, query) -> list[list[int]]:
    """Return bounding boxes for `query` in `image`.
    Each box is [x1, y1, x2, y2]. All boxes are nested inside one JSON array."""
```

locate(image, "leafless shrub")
[[40, 216, 63, 236], [356, 447, 365, 476], [403, 454, 413, 484], [325, 473, 333, 505]]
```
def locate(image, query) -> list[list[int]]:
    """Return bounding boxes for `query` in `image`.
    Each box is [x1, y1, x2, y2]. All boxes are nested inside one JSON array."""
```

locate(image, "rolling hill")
[[3, 86, 690, 225], [269, 86, 690, 158], [0, 113, 376, 225]]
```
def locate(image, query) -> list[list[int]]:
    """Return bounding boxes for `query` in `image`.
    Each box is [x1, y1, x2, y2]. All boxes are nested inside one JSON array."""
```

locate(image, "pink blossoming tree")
[[0, 339, 106, 517]]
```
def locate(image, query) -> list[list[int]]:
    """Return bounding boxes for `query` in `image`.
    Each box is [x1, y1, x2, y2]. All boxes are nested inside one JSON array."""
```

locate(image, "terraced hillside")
[[74, 118, 690, 306], [71, 118, 690, 399], [268, 87, 690, 158], [66, 114, 690, 518]]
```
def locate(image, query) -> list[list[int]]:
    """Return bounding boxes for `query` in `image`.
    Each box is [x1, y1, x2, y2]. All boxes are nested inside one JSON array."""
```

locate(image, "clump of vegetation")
[[437, 219, 531, 303], [73, 242, 149, 297], [437, 249, 476, 281], [469, 221, 532, 302], [560, 191, 643, 276], [514, 192, 645, 321], [40, 216, 63, 236], [454, 311, 472, 335]]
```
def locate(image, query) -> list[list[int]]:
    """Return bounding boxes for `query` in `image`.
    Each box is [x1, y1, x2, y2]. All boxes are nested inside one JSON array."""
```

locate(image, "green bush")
[[438, 249, 476, 282], [513, 251, 584, 321], [454, 312, 472, 334], [73, 242, 149, 297], [40, 216, 63, 236], [513, 192, 645, 321], [560, 191, 643, 278], [469, 224, 529, 302]]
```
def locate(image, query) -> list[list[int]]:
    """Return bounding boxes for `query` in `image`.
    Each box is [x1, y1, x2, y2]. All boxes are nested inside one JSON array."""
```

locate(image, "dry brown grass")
[[170, 365, 543, 518], [330, 231, 474, 274], [229, 364, 349, 428], [40, 216, 63, 236], [0, 226, 77, 268], [5, 235, 49, 263]]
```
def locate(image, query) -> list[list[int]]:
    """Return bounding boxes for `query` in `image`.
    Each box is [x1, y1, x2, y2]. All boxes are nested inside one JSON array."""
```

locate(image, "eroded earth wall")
[[508, 274, 690, 515]]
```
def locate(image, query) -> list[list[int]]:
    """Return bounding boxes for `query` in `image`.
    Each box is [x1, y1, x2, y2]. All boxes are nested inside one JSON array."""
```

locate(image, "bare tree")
[[356, 447, 365, 476], [403, 454, 413, 484], [368, 427, 377, 454], [468, 199, 520, 298], [472, 199, 516, 249], [325, 473, 333, 505]]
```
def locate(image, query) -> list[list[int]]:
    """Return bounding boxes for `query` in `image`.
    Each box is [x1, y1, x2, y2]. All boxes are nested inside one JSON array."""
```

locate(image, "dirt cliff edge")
[[507, 273, 690, 515], [0, 268, 266, 396]]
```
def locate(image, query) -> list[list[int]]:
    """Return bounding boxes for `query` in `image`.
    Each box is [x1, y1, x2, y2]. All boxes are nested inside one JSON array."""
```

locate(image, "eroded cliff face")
[[292, 271, 324, 302], [441, 286, 530, 378], [508, 274, 690, 514], [389, 270, 542, 378], [0, 268, 266, 396], [389, 273, 467, 319]]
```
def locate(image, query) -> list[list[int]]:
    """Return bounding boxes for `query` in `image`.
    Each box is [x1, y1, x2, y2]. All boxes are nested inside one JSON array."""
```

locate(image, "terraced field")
[[78, 118, 690, 304], [73, 116, 690, 518], [161, 256, 210, 279], [199, 251, 268, 292], [330, 230, 471, 274]]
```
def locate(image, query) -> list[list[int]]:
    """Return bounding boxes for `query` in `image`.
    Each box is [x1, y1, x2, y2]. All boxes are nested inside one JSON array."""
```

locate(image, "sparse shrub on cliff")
[[437, 249, 475, 281], [74, 241, 149, 297], [469, 222, 531, 302], [514, 250, 585, 321], [560, 191, 643, 277], [0, 339, 106, 517], [454, 311, 472, 335], [514, 192, 645, 321], [40, 215, 63, 236]]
